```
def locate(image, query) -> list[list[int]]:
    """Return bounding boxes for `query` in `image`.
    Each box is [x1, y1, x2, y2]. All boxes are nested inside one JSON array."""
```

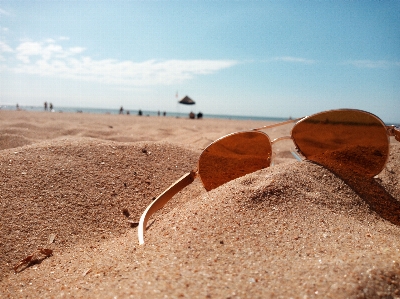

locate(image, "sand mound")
[[0, 138, 200, 278], [139, 151, 400, 298]]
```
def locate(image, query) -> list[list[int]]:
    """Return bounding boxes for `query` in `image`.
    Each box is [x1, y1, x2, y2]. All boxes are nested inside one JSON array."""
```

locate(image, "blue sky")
[[0, 1, 399, 122]]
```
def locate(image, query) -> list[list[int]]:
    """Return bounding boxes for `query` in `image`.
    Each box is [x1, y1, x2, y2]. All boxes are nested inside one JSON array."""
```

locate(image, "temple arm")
[[138, 171, 197, 245]]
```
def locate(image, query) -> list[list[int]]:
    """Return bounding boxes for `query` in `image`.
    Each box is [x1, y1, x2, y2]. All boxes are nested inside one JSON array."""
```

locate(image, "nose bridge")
[[271, 135, 292, 144]]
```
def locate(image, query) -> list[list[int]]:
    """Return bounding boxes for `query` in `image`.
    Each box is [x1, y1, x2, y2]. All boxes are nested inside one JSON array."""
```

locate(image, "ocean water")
[[2, 104, 398, 126], [0, 104, 289, 123]]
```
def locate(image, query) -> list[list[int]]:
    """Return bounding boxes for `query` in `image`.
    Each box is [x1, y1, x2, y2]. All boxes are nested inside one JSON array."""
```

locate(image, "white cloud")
[[0, 41, 13, 53], [45, 38, 57, 44], [16, 41, 43, 63], [9, 39, 237, 86], [0, 41, 13, 61], [344, 59, 400, 69], [0, 8, 11, 16], [69, 47, 85, 54], [272, 56, 316, 64], [15, 40, 85, 63]]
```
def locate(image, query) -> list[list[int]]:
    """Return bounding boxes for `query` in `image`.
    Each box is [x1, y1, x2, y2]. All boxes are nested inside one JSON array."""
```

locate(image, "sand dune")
[[0, 110, 399, 298]]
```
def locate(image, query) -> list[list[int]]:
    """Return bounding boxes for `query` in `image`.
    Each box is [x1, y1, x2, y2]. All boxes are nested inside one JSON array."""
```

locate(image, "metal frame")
[[137, 109, 399, 245]]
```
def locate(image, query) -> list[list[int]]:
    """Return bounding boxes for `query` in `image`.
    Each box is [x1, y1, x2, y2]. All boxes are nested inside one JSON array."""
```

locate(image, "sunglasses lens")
[[198, 131, 272, 191], [292, 110, 389, 177]]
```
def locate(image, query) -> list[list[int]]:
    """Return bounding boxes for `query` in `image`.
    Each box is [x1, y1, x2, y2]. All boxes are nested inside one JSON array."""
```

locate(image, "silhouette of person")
[[189, 111, 195, 119], [119, 106, 124, 114], [197, 112, 203, 119], [44, 102, 48, 111], [138, 109, 143, 116]]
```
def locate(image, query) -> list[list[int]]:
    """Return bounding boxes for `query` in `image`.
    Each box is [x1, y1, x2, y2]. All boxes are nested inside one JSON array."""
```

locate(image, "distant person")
[[197, 112, 203, 119], [16, 103, 20, 110], [189, 111, 195, 119], [119, 106, 124, 114], [44, 102, 48, 111], [158, 110, 160, 116], [138, 109, 143, 116], [126, 110, 130, 115], [163, 111, 166, 116], [49, 103, 53, 112]]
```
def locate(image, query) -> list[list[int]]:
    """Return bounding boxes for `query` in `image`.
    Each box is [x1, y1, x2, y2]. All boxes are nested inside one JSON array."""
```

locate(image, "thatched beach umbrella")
[[178, 96, 195, 105]]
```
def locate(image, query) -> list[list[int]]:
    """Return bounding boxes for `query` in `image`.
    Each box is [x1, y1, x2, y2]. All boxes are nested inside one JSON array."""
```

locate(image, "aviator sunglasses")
[[138, 109, 400, 244]]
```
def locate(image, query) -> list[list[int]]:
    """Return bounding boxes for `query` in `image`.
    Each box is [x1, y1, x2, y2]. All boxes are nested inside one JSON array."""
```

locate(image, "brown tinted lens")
[[292, 110, 389, 177], [198, 131, 272, 191]]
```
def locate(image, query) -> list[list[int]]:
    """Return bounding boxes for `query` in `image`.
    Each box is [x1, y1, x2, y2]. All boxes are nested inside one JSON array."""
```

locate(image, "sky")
[[0, 0, 399, 123]]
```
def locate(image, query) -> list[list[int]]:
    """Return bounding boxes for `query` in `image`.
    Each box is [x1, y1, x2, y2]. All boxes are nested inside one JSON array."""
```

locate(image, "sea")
[[0, 104, 290, 123], [1, 104, 398, 126]]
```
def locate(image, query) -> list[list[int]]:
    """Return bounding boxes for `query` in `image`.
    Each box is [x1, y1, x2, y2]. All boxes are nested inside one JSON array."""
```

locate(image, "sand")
[[0, 110, 399, 298]]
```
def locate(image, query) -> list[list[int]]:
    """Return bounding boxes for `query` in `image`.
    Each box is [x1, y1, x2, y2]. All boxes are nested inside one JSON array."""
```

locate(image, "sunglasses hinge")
[[387, 125, 396, 136], [386, 125, 400, 142], [191, 169, 199, 179]]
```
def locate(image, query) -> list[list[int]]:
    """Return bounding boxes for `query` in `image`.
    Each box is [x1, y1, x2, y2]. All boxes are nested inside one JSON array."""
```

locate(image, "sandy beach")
[[1, 110, 399, 298]]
